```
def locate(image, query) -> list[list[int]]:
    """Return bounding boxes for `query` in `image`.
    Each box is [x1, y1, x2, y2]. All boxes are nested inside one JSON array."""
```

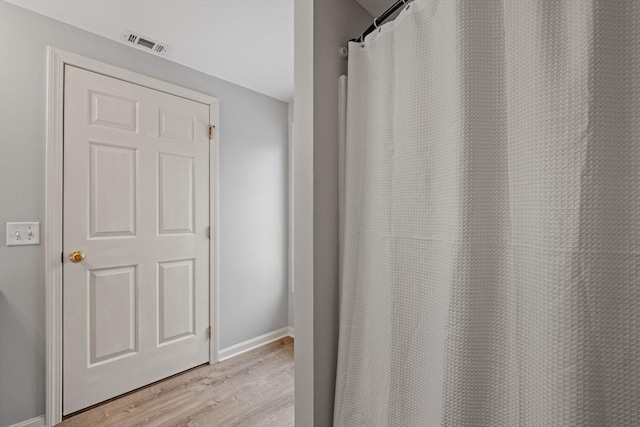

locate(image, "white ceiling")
[[355, 0, 394, 19], [6, 0, 294, 102]]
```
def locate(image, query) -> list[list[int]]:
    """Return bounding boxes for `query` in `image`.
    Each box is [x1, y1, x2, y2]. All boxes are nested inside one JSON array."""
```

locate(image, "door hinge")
[[207, 226, 211, 239], [207, 326, 212, 339], [61, 252, 64, 263], [208, 125, 215, 140]]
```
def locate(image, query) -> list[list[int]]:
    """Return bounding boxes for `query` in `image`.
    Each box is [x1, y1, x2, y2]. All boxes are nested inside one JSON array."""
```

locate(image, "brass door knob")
[[69, 250, 85, 263]]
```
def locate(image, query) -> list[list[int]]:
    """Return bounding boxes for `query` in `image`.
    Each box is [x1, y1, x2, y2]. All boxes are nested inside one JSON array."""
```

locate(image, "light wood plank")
[[60, 337, 294, 427]]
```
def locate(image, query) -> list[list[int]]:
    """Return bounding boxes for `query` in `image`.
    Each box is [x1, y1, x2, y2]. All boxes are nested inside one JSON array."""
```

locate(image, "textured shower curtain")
[[334, 1, 639, 425]]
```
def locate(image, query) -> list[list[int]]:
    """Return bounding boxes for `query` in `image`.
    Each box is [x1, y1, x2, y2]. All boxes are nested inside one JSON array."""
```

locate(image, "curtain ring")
[[373, 17, 379, 29]]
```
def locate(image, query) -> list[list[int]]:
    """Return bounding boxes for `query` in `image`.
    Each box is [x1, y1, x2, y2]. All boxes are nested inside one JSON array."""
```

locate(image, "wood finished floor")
[[60, 337, 294, 427]]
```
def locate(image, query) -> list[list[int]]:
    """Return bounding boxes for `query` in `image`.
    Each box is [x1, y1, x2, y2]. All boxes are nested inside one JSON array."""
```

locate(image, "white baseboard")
[[287, 326, 294, 338], [8, 415, 45, 427], [218, 326, 293, 362]]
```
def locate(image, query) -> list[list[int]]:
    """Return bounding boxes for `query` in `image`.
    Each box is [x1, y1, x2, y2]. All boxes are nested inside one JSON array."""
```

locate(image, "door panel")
[[89, 143, 137, 237], [158, 153, 194, 234], [158, 259, 195, 344], [159, 109, 195, 142], [89, 266, 138, 364], [89, 91, 138, 131], [63, 65, 210, 415]]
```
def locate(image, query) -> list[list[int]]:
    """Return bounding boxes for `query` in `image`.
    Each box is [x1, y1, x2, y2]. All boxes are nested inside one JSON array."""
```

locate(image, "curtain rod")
[[350, 0, 413, 43]]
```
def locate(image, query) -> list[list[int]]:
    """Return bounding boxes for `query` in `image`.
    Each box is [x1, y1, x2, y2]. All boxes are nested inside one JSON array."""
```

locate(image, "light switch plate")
[[6, 222, 41, 246]]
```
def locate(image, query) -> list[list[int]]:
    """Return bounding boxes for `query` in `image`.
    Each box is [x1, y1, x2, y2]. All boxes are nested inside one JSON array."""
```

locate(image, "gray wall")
[[313, 1, 371, 426], [293, 0, 315, 424], [0, 2, 289, 425], [288, 102, 295, 330]]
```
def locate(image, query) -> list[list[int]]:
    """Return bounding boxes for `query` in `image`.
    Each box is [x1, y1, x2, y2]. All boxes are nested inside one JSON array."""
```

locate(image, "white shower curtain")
[[334, 1, 639, 425]]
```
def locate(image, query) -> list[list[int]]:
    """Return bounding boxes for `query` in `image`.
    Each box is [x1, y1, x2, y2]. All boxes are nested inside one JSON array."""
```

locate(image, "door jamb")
[[45, 47, 220, 426]]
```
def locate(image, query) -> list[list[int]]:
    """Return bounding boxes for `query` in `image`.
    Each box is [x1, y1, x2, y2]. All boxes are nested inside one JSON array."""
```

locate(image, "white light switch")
[[6, 222, 40, 246]]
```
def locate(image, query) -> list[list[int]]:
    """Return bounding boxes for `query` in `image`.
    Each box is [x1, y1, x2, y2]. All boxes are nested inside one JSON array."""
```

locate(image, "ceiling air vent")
[[121, 29, 169, 56]]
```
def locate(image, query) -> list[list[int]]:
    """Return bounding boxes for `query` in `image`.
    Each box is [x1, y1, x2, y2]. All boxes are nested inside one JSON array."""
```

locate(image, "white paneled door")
[[63, 66, 211, 415]]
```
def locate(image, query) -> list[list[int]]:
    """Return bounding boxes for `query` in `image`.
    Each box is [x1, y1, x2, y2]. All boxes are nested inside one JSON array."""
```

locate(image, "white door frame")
[[45, 47, 220, 427]]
